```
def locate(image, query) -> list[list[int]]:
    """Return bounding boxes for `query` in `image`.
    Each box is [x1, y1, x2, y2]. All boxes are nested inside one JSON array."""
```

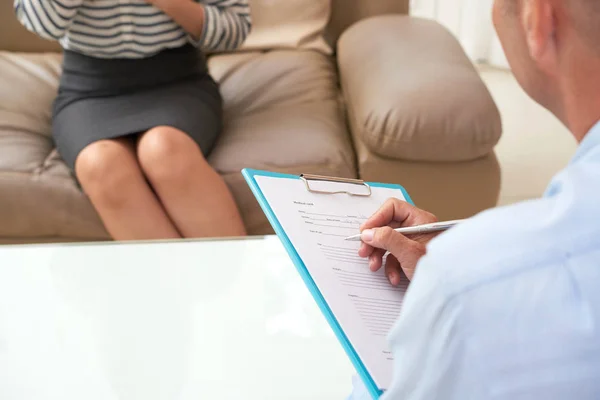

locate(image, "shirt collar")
[[544, 120, 600, 198], [571, 120, 600, 164]]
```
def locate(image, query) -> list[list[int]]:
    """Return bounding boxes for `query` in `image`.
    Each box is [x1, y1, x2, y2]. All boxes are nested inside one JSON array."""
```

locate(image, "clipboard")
[[242, 168, 414, 399]]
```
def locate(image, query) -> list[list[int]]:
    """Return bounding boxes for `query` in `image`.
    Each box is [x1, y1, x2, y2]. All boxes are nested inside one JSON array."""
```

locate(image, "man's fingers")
[[384, 254, 402, 286], [361, 226, 426, 279], [360, 198, 438, 233], [361, 226, 409, 255], [360, 198, 413, 230], [358, 242, 374, 258], [368, 248, 386, 272]]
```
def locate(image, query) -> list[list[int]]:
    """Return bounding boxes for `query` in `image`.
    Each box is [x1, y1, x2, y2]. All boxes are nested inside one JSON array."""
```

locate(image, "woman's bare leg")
[[75, 138, 182, 240], [137, 126, 246, 238]]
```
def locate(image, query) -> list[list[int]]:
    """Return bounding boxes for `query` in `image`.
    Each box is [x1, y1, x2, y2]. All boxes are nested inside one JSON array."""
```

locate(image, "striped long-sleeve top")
[[13, 0, 251, 58]]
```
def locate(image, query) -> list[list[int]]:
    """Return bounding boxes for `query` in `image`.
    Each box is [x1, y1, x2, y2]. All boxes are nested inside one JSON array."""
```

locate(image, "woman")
[[14, 0, 251, 240]]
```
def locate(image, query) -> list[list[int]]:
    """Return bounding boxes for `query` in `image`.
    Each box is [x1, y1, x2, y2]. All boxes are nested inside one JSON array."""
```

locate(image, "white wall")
[[411, 0, 509, 68]]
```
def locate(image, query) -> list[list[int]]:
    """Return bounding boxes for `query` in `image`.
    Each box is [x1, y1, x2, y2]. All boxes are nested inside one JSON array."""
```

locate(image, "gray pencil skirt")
[[52, 44, 222, 170]]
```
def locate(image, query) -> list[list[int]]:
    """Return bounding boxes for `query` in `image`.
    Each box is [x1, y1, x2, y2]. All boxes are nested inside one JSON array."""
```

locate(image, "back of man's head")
[[494, 0, 600, 139], [503, 0, 600, 52], [566, 0, 600, 53]]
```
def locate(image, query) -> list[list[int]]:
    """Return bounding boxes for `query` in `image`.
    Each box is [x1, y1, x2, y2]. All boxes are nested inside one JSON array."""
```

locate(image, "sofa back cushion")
[[327, 0, 408, 44], [239, 0, 331, 53], [0, 0, 61, 53]]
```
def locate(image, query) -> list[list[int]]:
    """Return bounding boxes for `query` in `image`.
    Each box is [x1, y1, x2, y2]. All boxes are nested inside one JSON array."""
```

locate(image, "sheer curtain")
[[410, 0, 509, 68]]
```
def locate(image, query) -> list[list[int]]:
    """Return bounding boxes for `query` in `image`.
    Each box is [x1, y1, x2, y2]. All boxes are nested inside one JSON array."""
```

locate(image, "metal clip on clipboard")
[[299, 174, 372, 197]]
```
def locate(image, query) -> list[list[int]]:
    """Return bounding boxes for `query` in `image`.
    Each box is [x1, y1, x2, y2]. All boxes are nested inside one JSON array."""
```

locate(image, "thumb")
[[361, 226, 409, 254]]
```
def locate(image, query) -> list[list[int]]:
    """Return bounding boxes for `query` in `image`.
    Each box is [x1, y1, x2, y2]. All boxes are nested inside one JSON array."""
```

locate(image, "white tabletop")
[[0, 236, 356, 400]]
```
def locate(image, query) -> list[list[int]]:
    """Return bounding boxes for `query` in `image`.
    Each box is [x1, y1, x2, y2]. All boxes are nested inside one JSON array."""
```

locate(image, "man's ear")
[[522, 0, 557, 69]]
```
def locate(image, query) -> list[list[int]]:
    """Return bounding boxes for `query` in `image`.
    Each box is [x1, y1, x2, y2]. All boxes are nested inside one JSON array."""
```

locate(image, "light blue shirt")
[[350, 121, 600, 399]]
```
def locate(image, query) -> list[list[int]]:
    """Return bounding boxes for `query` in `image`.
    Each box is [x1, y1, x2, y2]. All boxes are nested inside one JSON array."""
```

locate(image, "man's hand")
[[359, 198, 439, 285]]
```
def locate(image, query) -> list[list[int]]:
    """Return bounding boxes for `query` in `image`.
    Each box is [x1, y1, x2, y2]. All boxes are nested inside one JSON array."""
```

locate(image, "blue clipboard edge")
[[242, 168, 414, 400]]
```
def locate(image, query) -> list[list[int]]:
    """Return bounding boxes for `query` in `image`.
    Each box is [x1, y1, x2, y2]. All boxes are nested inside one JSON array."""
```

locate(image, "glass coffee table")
[[0, 236, 356, 399]]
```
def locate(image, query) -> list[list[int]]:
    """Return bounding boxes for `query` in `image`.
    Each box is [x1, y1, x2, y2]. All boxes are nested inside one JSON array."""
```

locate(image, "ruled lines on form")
[[299, 210, 367, 238], [318, 243, 367, 265], [333, 269, 401, 293], [348, 294, 406, 338]]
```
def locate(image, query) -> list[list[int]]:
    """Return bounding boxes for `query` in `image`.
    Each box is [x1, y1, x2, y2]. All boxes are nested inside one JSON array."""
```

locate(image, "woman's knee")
[[137, 126, 209, 181], [75, 140, 138, 204]]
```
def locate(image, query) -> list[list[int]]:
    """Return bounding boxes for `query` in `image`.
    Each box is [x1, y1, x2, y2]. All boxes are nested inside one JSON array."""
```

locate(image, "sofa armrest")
[[337, 15, 502, 162]]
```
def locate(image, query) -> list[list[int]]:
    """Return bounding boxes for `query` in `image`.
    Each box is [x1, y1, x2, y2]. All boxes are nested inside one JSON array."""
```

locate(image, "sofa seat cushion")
[[338, 16, 502, 162]]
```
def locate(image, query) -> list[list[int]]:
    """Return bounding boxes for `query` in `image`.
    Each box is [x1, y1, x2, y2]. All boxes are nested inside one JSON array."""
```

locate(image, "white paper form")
[[255, 175, 410, 390]]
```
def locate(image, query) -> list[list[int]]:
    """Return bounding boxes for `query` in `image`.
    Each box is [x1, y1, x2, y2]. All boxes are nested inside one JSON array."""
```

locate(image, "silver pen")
[[344, 219, 466, 241]]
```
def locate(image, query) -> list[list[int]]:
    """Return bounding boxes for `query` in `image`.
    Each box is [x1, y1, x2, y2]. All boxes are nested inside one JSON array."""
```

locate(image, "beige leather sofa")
[[0, 0, 502, 244]]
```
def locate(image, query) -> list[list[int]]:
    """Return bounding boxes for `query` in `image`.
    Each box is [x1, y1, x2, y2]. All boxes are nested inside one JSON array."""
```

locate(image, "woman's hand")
[[358, 198, 439, 285], [145, 0, 206, 39], [144, 0, 166, 9]]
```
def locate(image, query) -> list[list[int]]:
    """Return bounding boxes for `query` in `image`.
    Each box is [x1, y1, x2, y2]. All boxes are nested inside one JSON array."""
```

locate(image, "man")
[[351, 0, 600, 398]]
